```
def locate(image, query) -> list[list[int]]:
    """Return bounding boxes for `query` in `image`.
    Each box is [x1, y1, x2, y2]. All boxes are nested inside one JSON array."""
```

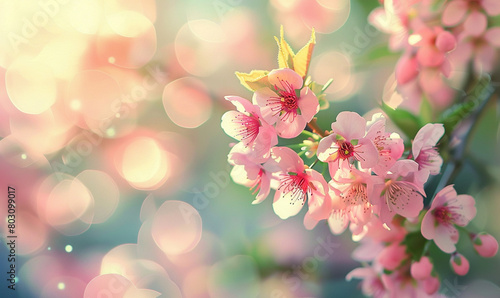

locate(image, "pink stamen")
[[278, 173, 310, 205], [266, 77, 299, 122], [233, 113, 260, 146]]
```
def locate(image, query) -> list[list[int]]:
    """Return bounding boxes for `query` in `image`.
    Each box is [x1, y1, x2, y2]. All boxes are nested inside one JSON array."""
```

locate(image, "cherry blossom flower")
[[253, 68, 319, 138], [471, 232, 499, 258], [327, 169, 382, 236], [346, 266, 387, 298], [442, 0, 500, 37], [421, 185, 477, 253], [412, 123, 445, 175], [365, 113, 404, 176], [317, 111, 379, 177], [221, 96, 278, 160], [372, 160, 426, 225], [267, 147, 331, 222], [452, 27, 500, 73], [450, 252, 470, 275], [227, 143, 274, 204]]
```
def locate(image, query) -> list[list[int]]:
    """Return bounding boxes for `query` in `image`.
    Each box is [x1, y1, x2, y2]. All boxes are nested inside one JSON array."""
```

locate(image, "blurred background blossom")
[[0, 0, 499, 297]]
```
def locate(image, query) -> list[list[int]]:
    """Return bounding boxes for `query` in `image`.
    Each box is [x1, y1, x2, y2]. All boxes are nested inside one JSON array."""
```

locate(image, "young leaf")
[[275, 26, 295, 69], [401, 231, 428, 261], [381, 101, 422, 138], [293, 28, 316, 79], [235, 70, 270, 92]]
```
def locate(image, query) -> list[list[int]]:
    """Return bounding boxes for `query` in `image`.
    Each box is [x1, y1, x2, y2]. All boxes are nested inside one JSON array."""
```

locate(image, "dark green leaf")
[[381, 102, 422, 138], [401, 231, 428, 261]]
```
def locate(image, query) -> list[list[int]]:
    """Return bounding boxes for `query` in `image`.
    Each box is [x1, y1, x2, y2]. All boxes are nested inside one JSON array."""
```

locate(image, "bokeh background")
[[0, 0, 499, 297]]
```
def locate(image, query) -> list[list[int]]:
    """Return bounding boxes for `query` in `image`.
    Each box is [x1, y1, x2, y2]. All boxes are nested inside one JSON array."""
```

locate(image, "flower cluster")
[[221, 27, 498, 297], [370, 0, 500, 111]]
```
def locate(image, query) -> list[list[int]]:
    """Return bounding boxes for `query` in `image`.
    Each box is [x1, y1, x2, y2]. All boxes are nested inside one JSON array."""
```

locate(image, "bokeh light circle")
[[162, 77, 212, 128], [151, 200, 202, 255], [5, 59, 57, 114]]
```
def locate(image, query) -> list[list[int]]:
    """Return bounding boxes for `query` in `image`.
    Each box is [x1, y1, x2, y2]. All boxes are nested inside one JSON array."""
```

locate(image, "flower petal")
[[421, 211, 437, 240], [252, 173, 271, 204], [482, 0, 500, 16], [297, 87, 319, 122], [225, 95, 255, 113], [417, 46, 445, 67], [276, 114, 306, 138], [464, 10, 487, 37], [331, 111, 367, 140], [328, 210, 349, 235], [317, 134, 338, 162], [268, 68, 303, 90], [434, 224, 458, 253], [253, 87, 280, 124], [442, 0, 468, 26], [451, 194, 476, 226], [273, 190, 304, 219], [484, 27, 500, 47], [436, 31, 456, 52], [412, 123, 445, 158], [396, 55, 419, 85], [356, 138, 379, 169]]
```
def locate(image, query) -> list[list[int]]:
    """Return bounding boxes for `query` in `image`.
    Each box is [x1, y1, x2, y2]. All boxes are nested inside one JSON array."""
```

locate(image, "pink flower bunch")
[[370, 0, 500, 111], [222, 28, 498, 297]]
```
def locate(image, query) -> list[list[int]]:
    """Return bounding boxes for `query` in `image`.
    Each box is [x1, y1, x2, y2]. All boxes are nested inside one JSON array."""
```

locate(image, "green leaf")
[[419, 95, 433, 123], [381, 102, 422, 138], [235, 70, 270, 92], [293, 28, 316, 79], [401, 231, 428, 261]]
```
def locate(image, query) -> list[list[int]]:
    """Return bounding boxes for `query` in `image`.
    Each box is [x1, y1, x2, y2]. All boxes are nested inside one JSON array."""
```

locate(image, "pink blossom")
[[228, 143, 273, 204], [221, 96, 278, 161], [450, 252, 470, 275], [453, 27, 500, 73], [409, 26, 456, 68], [317, 112, 379, 177], [346, 266, 387, 298], [472, 232, 499, 258], [412, 123, 444, 175], [421, 185, 477, 253], [253, 68, 319, 138], [372, 160, 426, 225], [410, 256, 433, 280], [442, 0, 500, 36], [365, 113, 404, 176], [327, 169, 382, 236], [268, 147, 331, 221], [376, 242, 407, 271], [421, 275, 440, 295]]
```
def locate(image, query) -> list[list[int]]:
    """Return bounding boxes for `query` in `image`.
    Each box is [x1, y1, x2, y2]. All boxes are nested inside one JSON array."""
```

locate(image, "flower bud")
[[411, 256, 433, 280], [422, 275, 440, 295], [472, 233, 498, 258], [450, 253, 469, 276]]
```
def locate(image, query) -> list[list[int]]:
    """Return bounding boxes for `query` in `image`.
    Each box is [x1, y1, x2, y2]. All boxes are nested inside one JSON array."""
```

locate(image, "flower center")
[[267, 78, 299, 121], [338, 141, 355, 160], [434, 206, 453, 224], [233, 113, 260, 146], [278, 172, 310, 205]]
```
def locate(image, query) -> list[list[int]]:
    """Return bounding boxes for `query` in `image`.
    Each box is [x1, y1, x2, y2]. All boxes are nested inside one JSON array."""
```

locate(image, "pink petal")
[[421, 210, 437, 240], [317, 134, 338, 162], [268, 68, 303, 91], [396, 55, 419, 85], [484, 27, 500, 47], [434, 224, 458, 253], [346, 267, 375, 281], [275, 114, 306, 138], [272, 190, 305, 219], [436, 31, 457, 52], [417, 46, 445, 67], [451, 194, 476, 226], [221, 111, 244, 140], [442, 0, 468, 26], [253, 87, 280, 125], [389, 159, 419, 177], [225, 95, 255, 114], [297, 87, 319, 122], [328, 210, 349, 235], [412, 123, 445, 158], [269, 146, 304, 173], [377, 243, 407, 271], [482, 0, 500, 16], [422, 276, 440, 295], [430, 184, 457, 208], [389, 181, 424, 218], [252, 173, 271, 204], [331, 111, 367, 140], [328, 160, 341, 178], [356, 138, 379, 169], [411, 256, 433, 280], [419, 68, 445, 94], [464, 10, 487, 37]]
